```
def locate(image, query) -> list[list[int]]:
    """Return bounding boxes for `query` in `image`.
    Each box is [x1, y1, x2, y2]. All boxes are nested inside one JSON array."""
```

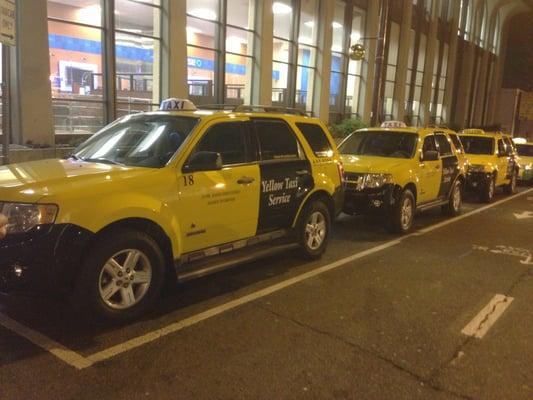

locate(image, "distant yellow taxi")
[[513, 139, 533, 184], [339, 122, 466, 233], [458, 129, 519, 202], [0, 99, 343, 321]]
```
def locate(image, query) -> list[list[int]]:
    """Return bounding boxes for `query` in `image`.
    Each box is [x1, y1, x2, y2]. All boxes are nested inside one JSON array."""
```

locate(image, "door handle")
[[435, 165, 440, 170], [295, 169, 309, 176], [237, 176, 255, 185]]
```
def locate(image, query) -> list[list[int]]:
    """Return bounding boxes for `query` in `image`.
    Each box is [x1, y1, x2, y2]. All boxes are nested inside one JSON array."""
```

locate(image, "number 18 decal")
[[183, 175, 194, 186]]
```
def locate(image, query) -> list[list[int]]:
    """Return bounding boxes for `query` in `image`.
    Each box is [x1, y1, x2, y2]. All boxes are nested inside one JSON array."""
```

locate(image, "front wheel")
[[442, 180, 463, 216], [296, 200, 331, 260], [73, 229, 166, 322], [388, 189, 415, 234]]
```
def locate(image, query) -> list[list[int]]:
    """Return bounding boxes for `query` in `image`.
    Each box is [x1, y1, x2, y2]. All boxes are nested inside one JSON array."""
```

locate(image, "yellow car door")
[[496, 138, 509, 186], [177, 119, 260, 253], [418, 134, 441, 203]]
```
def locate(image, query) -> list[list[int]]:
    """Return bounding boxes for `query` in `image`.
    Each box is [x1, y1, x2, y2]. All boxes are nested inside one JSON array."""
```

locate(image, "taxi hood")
[[341, 154, 409, 174], [0, 158, 159, 203], [463, 154, 496, 166]]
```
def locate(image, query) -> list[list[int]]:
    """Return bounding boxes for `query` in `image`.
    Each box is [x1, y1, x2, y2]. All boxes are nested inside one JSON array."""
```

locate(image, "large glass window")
[[47, 0, 163, 134], [115, 0, 162, 117], [346, 7, 365, 119], [186, 0, 256, 105], [430, 43, 449, 124], [47, 0, 105, 134], [329, 1, 346, 121], [272, 1, 293, 107], [406, 32, 427, 126], [383, 22, 400, 120]]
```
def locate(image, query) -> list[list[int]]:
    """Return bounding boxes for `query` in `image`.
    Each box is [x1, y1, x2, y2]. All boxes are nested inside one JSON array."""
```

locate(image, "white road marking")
[[461, 294, 514, 339], [513, 211, 533, 219], [0, 312, 93, 370], [473, 245, 533, 265], [1, 188, 531, 369]]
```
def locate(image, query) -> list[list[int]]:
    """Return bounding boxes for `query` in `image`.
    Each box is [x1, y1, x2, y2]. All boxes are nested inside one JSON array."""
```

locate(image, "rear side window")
[[254, 120, 300, 161], [435, 134, 453, 156], [296, 123, 333, 157], [497, 139, 506, 155], [449, 133, 464, 152], [422, 135, 437, 153]]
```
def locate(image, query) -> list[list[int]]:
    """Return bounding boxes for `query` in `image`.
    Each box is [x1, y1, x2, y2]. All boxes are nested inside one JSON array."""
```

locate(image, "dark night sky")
[[502, 12, 533, 91]]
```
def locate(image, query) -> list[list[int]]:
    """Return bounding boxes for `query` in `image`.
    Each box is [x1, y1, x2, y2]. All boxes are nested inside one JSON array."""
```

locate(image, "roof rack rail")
[[234, 105, 308, 116], [197, 104, 238, 111]]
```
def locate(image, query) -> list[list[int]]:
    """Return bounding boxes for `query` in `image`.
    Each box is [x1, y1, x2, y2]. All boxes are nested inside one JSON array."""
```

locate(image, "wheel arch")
[[292, 190, 335, 228]]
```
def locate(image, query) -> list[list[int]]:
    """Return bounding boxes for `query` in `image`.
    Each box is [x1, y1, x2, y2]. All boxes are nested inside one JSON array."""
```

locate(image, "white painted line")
[[0, 312, 93, 370], [2, 188, 532, 370], [87, 239, 402, 363], [461, 294, 514, 339]]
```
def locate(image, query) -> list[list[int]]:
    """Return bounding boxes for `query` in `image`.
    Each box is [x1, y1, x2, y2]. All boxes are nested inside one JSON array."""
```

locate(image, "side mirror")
[[184, 151, 223, 172], [422, 150, 439, 162]]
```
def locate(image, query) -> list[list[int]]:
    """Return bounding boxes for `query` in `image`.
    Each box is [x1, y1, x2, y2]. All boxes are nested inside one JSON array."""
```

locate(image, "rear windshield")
[[296, 123, 333, 157], [460, 136, 494, 155], [516, 144, 533, 157], [339, 131, 418, 159]]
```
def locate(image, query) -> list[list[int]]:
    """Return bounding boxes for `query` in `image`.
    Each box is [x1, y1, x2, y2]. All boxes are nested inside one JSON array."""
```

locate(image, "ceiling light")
[[189, 8, 217, 20], [351, 31, 361, 42], [331, 45, 343, 52], [304, 21, 315, 28], [78, 5, 101, 24], [332, 21, 343, 29], [273, 2, 292, 14], [298, 36, 313, 44], [186, 26, 201, 34]]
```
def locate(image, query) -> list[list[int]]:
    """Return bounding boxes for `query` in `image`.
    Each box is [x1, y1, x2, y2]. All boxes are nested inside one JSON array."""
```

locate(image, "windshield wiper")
[[84, 157, 125, 166], [66, 154, 84, 161]]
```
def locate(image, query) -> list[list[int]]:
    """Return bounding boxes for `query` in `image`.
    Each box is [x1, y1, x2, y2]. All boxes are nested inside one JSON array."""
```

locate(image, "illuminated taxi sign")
[[380, 121, 407, 128], [159, 98, 197, 111]]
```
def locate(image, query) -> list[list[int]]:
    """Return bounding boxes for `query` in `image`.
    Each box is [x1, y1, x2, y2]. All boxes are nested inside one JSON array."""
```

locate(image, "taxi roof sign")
[[381, 121, 407, 128], [160, 98, 197, 111]]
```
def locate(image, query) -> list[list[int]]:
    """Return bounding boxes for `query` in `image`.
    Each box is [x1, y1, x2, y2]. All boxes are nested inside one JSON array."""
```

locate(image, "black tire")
[[296, 199, 331, 260], [388, 189, 415, 234], [442, 180, 463, 216], [72, 229, 166, 322], [480, 176, 495, 203], [503, 170, 517, 195]]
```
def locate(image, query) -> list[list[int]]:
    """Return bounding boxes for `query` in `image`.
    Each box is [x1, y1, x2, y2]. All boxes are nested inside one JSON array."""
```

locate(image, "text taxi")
[[458, 129, 519, 202], [0, 99, 343, 321], [339, 122, 466, 233]]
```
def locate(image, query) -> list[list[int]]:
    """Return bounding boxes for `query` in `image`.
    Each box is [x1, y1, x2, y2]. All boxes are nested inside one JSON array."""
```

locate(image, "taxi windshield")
[[74, 114, 199, 168], [460, 136, 494, 155], [339, 131, 418, 159], [516, 144, 533, 157]]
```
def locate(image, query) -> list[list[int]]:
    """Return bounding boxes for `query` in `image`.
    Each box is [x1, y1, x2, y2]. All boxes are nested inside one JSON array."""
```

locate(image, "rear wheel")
[[388, 189, 415, 234], [504, 170, 517, 195], [442, 180, 462, 216], [480, 176, 495, 203], [296, 200, 331, 260], [73, 229, 165, 322]]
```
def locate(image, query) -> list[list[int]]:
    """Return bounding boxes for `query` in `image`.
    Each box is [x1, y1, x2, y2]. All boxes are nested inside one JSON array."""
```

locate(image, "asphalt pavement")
[[0, 188, 532, 400]]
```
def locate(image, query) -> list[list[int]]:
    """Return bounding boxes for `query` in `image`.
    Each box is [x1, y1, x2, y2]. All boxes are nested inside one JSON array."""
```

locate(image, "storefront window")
[[47, 0, 105, 134], [329, 1, 346, 121], [383, 22, 400, 120], [273, 0, 293, 107], [346, 7, 365, 118]]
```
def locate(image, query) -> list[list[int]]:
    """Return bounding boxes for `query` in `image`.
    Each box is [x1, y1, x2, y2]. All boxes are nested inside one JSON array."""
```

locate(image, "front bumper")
[[343, 184, 397, 215], [465, 171, 492, 191], [0, 224, 93, 294]]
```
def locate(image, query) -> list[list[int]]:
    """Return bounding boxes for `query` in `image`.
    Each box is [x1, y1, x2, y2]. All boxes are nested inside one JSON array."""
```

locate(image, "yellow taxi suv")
[[339, 122, 466, 234], [458, 129, 519, 202], [0, 99, 343, 321], [513, 139, 533, 184]]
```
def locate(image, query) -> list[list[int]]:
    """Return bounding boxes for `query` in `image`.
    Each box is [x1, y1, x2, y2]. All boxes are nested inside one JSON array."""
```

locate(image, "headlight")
[[468, 164, 485, 173], [525, 164, 532, 171], [363, 173, 393, 189], [0, 203, 58, 235]]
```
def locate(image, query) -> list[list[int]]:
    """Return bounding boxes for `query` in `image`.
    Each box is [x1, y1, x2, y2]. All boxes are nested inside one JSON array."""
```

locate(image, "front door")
[[178, 119, 260, 253], [435, 133, 460, 198], [418, 134, 442, 203]]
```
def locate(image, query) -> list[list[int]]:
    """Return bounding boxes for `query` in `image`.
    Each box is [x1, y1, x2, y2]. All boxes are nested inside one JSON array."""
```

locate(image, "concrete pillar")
[[254, 0, 274, 105], [10, 0, 54, 146], [312, 0, 334, 123], [393, 0, 413, 122], [360, 0, 380, 125], [419, 1, 439, 126], [443, 0, 460, 126], [162, 0, 188, 100]]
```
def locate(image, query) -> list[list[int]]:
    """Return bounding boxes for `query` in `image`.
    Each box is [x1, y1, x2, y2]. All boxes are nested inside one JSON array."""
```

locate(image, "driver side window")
[[195, 122, 250, 166], [423, 135, 437, 153]]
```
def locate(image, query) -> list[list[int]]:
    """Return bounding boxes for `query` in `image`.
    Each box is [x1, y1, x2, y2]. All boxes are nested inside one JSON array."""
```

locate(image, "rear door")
[[418, 134, 441, 203], [435, 132, 460, 198], [252, 119, 314, 233]]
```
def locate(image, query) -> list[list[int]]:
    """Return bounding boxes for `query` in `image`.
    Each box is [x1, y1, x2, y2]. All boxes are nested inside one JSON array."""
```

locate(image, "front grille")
[[344, 172, 365, 190]]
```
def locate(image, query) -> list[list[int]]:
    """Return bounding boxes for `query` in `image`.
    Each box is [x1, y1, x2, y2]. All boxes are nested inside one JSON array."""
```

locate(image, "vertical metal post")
[[2, 45, 10, 165], [287, 0, 301, 108], [215, 0, 227, 103], [104, 0, 117, 122], [370, 0, 389, 127]]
